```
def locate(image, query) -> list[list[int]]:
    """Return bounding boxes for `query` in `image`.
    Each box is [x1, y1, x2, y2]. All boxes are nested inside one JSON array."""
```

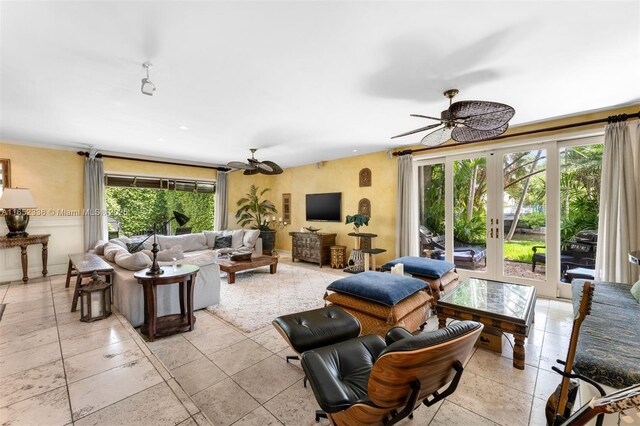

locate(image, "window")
[[105, 174, 215, 236]]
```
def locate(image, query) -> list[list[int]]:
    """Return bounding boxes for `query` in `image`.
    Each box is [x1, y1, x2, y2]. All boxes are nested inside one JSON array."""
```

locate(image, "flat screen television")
[[306, 192, 342, 222]]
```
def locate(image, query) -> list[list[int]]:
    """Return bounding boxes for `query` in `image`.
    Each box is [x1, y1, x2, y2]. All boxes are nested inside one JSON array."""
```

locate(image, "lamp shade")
[[173, 211, 190, 227], [0, 188, 36, 209]]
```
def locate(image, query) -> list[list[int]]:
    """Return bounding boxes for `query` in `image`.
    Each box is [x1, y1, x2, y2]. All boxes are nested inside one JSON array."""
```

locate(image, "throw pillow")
[[127, 242, 144, 253], [242, 229, 260, 249], [114, 251, 152, 271], [103, 242, 128, 262], [142, 245, 185, 262], [204, 230, 223, 248], [631, 280, 640, 303], [382, 256, 455, 279], [108, 236, 132, 250], [213, 235, 232, 249], [93, 240, 108, 255], [224, 229, 244, 249], [327, 271, 427, 306]]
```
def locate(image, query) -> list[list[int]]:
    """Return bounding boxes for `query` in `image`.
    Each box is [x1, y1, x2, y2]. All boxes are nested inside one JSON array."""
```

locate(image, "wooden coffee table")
[[217, 254, 278, 284], [435, 277, 536, 370]]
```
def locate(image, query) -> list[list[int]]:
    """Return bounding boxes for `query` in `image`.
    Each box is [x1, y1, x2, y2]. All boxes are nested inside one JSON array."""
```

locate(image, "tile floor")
[[0, 261, 576, 426]]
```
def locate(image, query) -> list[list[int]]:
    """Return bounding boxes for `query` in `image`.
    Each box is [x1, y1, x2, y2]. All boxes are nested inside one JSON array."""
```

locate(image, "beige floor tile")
[[75, 382, 191, 426], [178, 417, 199, 426], [60, 323, 130, 358], [57, 314, 121, 340], [0, 340, 61, 378], [1, 297, 53, 314], [533, 368, 562, 401], [173, 356, 227, 396], [232, 355, 305, 404], [64, 338, 143, 383], [447, 371, 533, 426], [2, 290, 51, 304], [2, 302, 54, 321], [190, 325, 247, 355], [191, 378, 259, 426], [208, 338, 272, 376], [501, 326, 544, 367], [544, 316, 574, 336], [466, 348, 538, 394], [167, 378, 201, 416], [55, 309, 84, 326], [395, 400, 443, 425], [0, 386, 71, 426], [234, 406, 282, 426], [529, 397, 547, 425], [430, 400, 498, 425], [0, 360, 66, 408], [0, 325, 58, 357], [249, 328, 289, 353], [538, 332, 569, 372], [263, 379, 330, 426], [0, 314, 57, 340], [152, 336, 203, 370], [69, 357, 163, 420], [144, 332, 185, 350], [192, 412, 214, 426]]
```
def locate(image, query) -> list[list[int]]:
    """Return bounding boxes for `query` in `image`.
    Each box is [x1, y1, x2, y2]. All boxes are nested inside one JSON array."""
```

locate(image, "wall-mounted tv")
[[306, 192, 342, 222]]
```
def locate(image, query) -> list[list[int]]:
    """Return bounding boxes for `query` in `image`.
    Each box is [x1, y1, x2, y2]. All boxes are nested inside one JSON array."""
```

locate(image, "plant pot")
[[260, 230, 276, 255]]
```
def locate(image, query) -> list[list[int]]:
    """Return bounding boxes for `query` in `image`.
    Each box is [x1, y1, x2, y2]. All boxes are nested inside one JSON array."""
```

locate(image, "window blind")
[[104, 174, 216, 194]]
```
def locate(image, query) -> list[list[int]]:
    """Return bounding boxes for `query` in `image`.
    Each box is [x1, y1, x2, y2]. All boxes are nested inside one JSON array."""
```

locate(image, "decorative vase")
[[260, 230, 276, 255]]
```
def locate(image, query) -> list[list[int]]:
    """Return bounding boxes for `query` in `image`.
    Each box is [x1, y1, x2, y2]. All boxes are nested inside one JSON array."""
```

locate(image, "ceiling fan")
[[391, 89, 515, 147], [227, 148, 283, 175]]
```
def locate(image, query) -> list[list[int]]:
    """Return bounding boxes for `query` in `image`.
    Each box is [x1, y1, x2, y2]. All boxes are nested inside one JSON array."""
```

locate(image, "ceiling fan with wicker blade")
[[391, 89, 515, 147], [227, 149, 283, 175]]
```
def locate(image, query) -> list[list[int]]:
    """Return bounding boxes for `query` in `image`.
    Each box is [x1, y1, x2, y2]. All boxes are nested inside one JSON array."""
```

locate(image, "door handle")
[[496, 227, 500, 239], [490, 228, 494, 238]]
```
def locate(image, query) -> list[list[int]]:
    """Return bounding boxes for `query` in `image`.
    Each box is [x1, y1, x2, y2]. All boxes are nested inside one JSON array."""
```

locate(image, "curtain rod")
[[392, 111, 640, 157], [76, 151, 231, 171]]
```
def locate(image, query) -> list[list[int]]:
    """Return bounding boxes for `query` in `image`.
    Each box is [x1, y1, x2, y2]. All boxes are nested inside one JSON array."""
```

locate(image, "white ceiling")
[[1, 1, 639, 169]]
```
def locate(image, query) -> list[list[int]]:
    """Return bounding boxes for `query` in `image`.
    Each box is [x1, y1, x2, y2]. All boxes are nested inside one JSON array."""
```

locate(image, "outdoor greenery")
[[421, 143, 603, 262], [105, 187, 214, 236], [235, 185, 277, 231]]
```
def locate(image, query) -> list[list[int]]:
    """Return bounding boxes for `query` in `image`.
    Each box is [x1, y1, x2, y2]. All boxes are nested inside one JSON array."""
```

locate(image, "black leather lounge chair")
[[301, 320, 483, 425]]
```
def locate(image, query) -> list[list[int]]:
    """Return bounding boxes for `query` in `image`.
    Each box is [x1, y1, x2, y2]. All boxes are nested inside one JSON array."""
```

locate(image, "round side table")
[[134, 264, 199, 341], [330, 245, 347, 269]]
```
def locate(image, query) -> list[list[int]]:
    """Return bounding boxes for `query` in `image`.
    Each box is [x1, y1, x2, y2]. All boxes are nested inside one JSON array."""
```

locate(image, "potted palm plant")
[[235, 185, 278, 254]]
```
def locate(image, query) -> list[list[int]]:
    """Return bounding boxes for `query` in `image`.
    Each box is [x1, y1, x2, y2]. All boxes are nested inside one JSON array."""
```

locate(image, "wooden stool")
[[330, 245, 347, 269]]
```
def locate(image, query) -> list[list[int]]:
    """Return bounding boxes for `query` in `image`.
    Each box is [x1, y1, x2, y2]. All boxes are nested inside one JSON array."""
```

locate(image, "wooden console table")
[[134, 265, 199, 342], [290, 232, 336, 267], [0, 234, 50, 283]]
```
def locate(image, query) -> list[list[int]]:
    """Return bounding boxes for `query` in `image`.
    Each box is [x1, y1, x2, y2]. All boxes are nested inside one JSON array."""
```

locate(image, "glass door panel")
[[418, 163, 446, 259], [501, 149, 547, 281], [452, 157, 487, 272]]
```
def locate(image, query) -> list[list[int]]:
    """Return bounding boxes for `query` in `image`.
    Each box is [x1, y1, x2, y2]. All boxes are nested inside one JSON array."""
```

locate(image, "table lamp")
[[0, 188, 37, 237], [131, 211, 190, 275]]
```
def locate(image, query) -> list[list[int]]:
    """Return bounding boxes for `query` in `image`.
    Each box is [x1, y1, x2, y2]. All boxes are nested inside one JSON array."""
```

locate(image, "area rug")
[[207, 263, 343, 333]]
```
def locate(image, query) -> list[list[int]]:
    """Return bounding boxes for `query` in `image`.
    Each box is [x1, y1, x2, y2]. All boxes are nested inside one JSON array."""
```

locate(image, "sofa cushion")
[[327, 272, 427, 307], [142, 245, 185, 262], [382, 256, 455, 279], [127, 242, 145, 253], [204, 231, 223, 248], [114, 251, 152, 271], [104, 242, 128, 262], [93, 240, 108, 255], [243, 229, 260, 249], [157, 234, 207, 252], [108, 236, 131, 250], [631, 280, 640, 303], [224, 229, 244, 249], [213, 235, 232, 249]]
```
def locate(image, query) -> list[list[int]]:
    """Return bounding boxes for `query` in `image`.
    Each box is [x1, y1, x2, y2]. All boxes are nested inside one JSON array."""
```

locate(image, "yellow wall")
[[228, 151, 399, 264], [0, 142, 84, 210]]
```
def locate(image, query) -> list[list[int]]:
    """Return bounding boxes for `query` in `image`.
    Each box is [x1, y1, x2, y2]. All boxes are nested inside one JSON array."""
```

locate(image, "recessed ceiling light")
[[179, 125, 189, 130]]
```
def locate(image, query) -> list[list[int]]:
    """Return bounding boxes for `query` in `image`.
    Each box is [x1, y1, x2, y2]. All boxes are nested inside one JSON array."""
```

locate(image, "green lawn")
[[503, 240, 545, 263]]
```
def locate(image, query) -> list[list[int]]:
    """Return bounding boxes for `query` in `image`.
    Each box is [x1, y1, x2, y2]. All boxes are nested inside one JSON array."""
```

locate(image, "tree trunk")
[[506, 150, 543, 241], [467, 164, 477, 220]]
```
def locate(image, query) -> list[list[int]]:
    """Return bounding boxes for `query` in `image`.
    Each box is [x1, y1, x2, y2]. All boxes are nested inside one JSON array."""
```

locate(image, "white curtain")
[[396, 154, 413, 257], [83, 151, 105, 250], [214, 171, 228, 230], [595, 121, 640, 283]]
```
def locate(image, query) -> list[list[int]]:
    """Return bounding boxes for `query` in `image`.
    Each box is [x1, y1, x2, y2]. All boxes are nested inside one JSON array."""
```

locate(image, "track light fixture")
[[141, 62, 156, 96]]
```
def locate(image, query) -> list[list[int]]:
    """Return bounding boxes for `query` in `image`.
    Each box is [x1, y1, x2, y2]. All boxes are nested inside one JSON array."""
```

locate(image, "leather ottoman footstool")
[[324, 271, 432, 337], [273, 306, 361, 385]]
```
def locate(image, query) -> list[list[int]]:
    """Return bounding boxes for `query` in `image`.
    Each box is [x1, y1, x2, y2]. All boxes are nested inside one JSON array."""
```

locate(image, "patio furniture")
[[427, 234, 487, 270], [531, 246, 575, 272], [301, 320, 483, 425], [175, 226, 192, 235]]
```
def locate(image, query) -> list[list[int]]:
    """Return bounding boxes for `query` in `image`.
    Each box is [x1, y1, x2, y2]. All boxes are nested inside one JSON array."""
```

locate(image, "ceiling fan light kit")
[[141, 62, 156, 96], [392, 89, 515, 147], [227, 149, 283, 175]]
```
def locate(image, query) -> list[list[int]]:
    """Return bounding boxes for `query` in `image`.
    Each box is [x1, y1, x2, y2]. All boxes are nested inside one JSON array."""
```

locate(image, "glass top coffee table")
[[435, 278, 536, 370]]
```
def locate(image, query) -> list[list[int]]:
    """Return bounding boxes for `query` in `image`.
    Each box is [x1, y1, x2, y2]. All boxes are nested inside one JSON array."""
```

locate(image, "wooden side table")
[[0, 234, 50, 283], [330, 245, 347, 269], [134, 265, 199, 342]]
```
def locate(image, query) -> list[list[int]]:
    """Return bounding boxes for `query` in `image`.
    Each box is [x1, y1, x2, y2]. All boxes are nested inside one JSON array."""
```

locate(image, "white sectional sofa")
[[93, 229, 261, 327]]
